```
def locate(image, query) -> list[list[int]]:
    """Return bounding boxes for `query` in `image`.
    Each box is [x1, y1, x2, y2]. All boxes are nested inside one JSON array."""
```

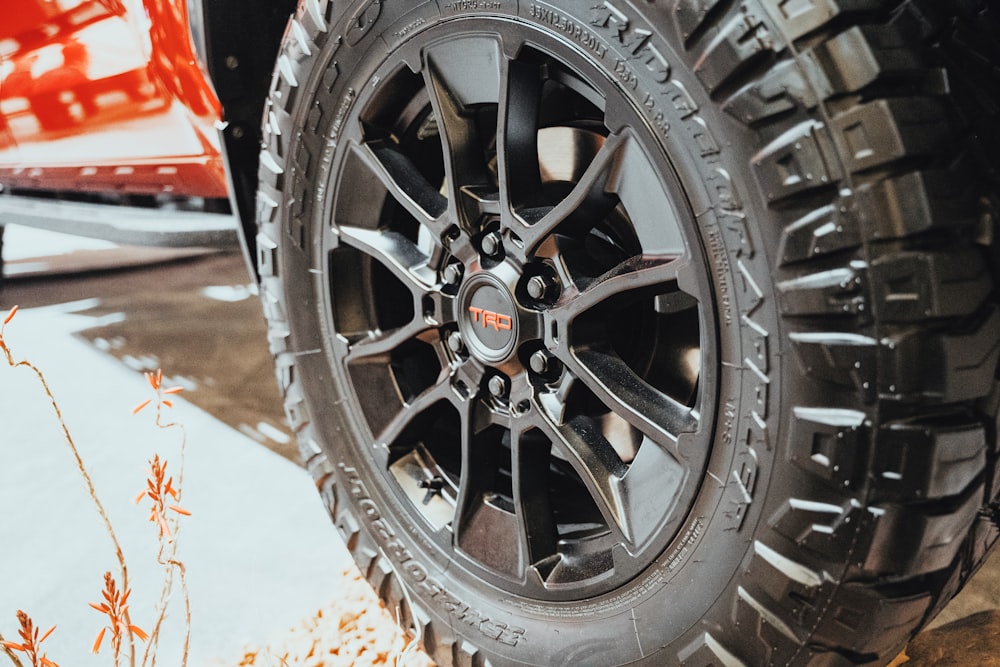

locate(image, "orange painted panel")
[[0, 0, 227, 198]]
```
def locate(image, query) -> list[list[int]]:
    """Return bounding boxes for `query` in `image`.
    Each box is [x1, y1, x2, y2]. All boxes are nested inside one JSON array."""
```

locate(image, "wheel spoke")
[[605, 132, 686, 255], [422, 38, 500, 219], [510, 426, 560, 567], [373, 372, 456, 448], [530, 411, 633, 545], [497, 58, 545, 213], [557, 254, 690, 316], [513, 132, 627, 258], [452, 398, 529, 577], [338, 224, 436, 298], [566, 349, 698, 448], [350, 140, 448, 226], [344, 320, 437, 363]]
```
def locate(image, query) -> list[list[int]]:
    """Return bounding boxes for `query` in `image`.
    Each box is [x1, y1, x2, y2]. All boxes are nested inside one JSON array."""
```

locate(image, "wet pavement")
[[2, 227, 294, 461], [0, 227, 343, 665], [2, 225, 1000, 663]]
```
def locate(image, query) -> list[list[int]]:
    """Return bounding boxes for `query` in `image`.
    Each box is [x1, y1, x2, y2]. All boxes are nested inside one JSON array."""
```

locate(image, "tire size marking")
[[665, 518, 704, 572], [339, 464, 527, 647], [706, 225, 733, 326], [613, 59, 640, 90], [641, 92, 672, 140], [590, 3, 676, 142], [443, 0, 503, 11], [527, 4, 608, 59], [392, 18, 427, 40], [329, 87, 356, 149]]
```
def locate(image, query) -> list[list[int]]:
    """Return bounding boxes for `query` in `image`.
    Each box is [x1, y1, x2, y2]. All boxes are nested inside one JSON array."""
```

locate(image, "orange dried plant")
[[134, 455, 191, 541], [0, 305, 19, 364], [3, 307, 137, 664], [2, 310, 196, 667], [132, 368, 191, 667], [1, 611, 58, 667], [132, 369, 183, 416], [90, 572, 148, 663]]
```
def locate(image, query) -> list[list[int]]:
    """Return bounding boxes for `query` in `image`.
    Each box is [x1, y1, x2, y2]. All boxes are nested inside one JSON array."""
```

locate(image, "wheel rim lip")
[[316, 17, 723, 602]]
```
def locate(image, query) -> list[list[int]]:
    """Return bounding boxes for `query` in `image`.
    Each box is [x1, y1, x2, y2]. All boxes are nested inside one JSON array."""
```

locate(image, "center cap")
[[459, 273, 519, 363]]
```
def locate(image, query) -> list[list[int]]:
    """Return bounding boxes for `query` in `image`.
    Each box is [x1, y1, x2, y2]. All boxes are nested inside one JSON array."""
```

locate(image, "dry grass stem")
[[134, 369, 190, 667], [2, 306, 138, 665], [2, 310, 195, 667]]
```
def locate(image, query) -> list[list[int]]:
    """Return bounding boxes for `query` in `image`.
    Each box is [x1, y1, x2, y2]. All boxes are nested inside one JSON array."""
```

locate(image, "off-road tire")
[[257, 1, 1000, 664]]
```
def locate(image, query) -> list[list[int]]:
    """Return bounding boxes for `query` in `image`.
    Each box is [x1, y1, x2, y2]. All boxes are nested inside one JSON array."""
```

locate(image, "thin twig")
[[159, 396, 191, 667], [0, 631, 25, 667], [170, 560, 191, 667], [140, 550, 173, 667], [1, 312, 134, 666], [139, 377, 190, 667]]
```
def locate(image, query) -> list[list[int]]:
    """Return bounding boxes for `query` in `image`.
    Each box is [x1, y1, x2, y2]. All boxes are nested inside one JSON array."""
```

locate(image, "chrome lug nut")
[[443, 263, 463, 286], [527, 275, 548, 300], [480, 231, 503, 257], [529, 350, 551, 375], [488, 375, 508, 398], [447, 331, 465, 354]]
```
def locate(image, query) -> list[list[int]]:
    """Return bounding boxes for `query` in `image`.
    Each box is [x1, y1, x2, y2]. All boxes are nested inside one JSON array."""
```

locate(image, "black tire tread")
[[679, 0, 1000, 664]]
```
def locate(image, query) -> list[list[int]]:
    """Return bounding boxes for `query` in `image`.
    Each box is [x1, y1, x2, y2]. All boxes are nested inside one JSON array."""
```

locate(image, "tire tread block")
[[790, 307, 1000, 402], [870, 248, 992, 322], [811, 584, 930, 658], [877, 417, 987, 501], [778, 202, 862, 266], [863, 481, 985, 576], [857, 163, 982, 242], [831, 97, 950, 174]]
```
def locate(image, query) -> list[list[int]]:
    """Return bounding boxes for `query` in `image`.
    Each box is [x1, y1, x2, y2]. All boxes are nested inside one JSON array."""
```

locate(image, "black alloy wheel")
[[320, 26, 717, 601]]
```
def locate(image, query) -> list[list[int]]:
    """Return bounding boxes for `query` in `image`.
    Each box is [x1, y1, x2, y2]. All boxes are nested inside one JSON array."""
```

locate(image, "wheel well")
[[200, 0, 296, 276]]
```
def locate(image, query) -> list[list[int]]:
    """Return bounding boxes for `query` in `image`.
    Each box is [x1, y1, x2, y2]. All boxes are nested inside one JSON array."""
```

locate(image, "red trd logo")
[[468, 307, 513, 331]]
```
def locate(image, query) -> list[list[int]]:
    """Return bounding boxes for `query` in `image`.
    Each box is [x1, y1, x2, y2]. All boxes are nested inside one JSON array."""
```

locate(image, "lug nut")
[[529, 350, 552, 375], [480, 231, 503, 257], [488, 375, 508, 398], [447, 331, 465, 354], [526, 273, 559, 303], [526, 275, 548, 300], [530, 350, 562, 379], [443, 263, 463, 286]]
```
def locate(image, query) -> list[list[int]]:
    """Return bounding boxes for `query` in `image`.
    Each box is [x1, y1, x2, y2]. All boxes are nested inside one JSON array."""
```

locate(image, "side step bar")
[[0, 194, 240, 249]]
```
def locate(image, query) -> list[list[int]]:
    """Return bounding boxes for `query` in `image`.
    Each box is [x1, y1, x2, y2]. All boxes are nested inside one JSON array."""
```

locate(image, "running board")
[[0, 194, 240, 249]]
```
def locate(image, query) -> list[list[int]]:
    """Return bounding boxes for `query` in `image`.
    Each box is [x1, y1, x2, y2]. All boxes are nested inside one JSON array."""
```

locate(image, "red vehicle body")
[[0, 0, 227, 197], [0, 0, 292, 250]]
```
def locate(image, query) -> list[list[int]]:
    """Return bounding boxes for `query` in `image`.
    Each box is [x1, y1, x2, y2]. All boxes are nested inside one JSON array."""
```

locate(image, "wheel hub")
[[458, 272, 519, 365]]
